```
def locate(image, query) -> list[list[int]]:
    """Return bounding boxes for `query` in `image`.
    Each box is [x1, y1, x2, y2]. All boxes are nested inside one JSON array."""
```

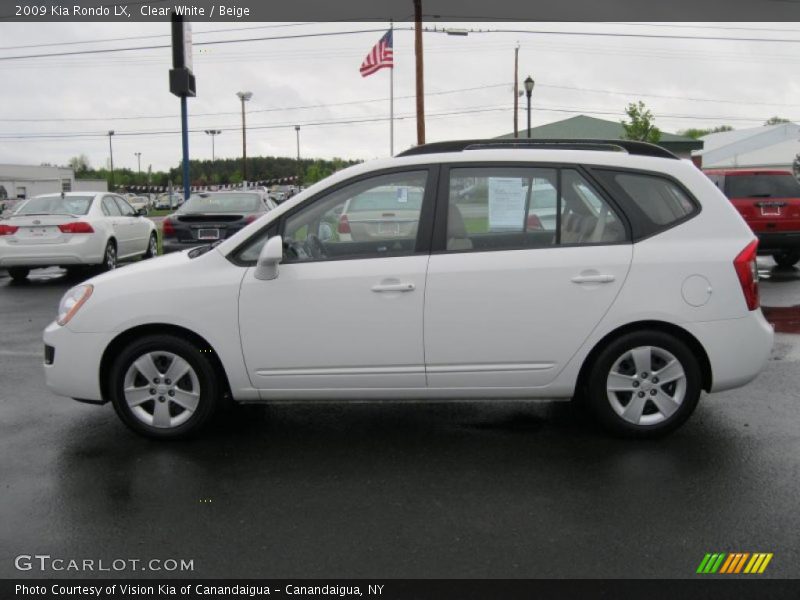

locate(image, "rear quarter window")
[[591, 169, 699, 240]]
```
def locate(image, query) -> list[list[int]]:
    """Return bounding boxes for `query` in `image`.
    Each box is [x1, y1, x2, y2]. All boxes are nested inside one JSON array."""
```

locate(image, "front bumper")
[[43, 321, 112, 403]]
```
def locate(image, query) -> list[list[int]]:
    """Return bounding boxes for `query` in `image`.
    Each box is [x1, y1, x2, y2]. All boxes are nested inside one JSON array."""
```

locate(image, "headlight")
[[57, 284, 93, 326]]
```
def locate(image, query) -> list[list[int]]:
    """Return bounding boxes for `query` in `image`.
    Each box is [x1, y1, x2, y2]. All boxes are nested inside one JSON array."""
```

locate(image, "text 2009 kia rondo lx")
[[43, 140, 773, 439]]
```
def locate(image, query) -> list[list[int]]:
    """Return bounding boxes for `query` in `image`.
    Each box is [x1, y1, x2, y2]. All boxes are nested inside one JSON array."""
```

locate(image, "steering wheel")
[[306, 234, 328, 260]]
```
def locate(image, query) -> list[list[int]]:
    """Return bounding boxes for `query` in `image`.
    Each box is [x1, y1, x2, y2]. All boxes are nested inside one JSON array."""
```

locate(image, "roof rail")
[[396, 138, 679, 160]]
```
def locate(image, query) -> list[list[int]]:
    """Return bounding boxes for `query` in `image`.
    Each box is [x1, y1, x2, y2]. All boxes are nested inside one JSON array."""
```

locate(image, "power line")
[[0, 22, 317, 51], [0, 82, 510, 123], [0, 28, 411, 61]]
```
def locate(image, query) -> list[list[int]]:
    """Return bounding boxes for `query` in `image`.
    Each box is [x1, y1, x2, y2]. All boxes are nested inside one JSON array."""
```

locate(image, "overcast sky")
[[1, 21, 800, 172]]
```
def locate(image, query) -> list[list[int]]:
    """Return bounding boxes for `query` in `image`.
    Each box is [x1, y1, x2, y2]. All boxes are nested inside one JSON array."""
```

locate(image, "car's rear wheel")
[[585, 330, 702, 438], [772, 251, 800, 269], [100, 240, 117, 272], [8, 267, 30, 281], [109, 334, 221, 439], [143, 233, 158, 259]]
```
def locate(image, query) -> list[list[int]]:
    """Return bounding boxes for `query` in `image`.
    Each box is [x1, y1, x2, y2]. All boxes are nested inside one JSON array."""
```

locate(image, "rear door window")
[[592, 170, 699, 239]]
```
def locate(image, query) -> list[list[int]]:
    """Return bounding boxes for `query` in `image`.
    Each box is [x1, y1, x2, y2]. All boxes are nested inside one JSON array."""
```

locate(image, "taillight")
[[337, 214, 351, 234], [526, 214, 543, 230], [0, 224, 19, 236], [733, 239, 759, 311], [162, 218, 175, 236], [58, 222, 94, 234]]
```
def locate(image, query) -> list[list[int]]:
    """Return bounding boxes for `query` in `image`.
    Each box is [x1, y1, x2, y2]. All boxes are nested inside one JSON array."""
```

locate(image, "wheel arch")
[[99, 323, 233, 403], [576, 320, 713, 394]]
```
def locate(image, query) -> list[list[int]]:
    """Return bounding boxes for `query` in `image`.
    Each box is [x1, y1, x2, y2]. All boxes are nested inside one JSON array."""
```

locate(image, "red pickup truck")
[[705, 169, 800, 267]]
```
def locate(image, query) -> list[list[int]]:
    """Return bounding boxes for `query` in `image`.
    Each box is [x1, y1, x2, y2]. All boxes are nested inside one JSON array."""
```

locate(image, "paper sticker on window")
[[396, 187, 409, 203], [488, 177, 526, 230]]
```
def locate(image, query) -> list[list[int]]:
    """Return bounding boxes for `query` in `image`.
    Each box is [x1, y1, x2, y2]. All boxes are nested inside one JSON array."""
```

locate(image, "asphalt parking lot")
[[1, 260, 799, 579]]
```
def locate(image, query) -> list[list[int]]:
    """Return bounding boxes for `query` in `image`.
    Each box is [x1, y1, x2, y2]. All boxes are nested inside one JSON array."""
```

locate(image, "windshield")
[[725, 173, 800, 198], [14, 195, 93, 216], [180, 193, 261, 213]]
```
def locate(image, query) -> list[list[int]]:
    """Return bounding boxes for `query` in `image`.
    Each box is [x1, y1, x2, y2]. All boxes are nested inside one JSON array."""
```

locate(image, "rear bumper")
[[161, 238, 207, 254], [0, 236, 105, 267], [754, 231, 800, 252], [684, 311, 774, 393]]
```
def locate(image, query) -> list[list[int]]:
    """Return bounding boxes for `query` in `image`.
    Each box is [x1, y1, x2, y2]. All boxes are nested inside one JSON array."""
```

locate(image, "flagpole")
[[390, 20, 394, 156]]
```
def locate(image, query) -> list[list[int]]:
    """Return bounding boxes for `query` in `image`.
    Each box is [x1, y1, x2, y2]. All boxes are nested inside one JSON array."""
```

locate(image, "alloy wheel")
[[606, 345, 687, 426], [123, 351, 201, 429]]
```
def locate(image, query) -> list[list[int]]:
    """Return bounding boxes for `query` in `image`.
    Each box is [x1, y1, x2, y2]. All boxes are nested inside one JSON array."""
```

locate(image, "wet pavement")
[[0, 259, 799, 579]]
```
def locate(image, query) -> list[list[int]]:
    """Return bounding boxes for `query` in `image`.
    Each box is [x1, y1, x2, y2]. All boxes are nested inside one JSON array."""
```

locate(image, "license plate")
[[378, 222, 400, 235], [28, 228, 47, 237], [761, 206, 781, 216], [197, 228, 219, 240]]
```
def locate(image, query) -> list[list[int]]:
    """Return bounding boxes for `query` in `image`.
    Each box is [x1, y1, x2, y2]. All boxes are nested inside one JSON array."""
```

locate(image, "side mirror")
[[255, 235, 283, 281]]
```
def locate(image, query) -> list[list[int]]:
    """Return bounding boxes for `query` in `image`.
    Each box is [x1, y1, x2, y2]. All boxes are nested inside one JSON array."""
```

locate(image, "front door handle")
[[371, 282, 415, 293], [571, 274, 615, 284]]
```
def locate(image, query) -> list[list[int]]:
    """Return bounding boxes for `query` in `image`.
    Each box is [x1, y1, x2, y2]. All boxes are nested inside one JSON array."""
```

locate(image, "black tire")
[[585, 330, 702, 438], [100, 240, 117, 272], [773, 251, 800, 269], [8, 267, 30, 281], [108, 334, 221, 439], [143, 232, 158, 259]]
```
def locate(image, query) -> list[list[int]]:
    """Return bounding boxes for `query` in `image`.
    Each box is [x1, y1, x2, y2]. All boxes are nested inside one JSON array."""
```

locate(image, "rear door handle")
[[371, 282, 415, 293], [571, 274, 615, 284]]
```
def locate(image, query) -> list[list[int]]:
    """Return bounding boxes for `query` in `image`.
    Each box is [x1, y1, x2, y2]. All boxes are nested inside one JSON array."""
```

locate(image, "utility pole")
[[295, 125, 300, 160], [107, 130, 115, 190], [413, 0, 425, 145], [513, 44, 519, 138], [205, 129, 221, 161], [237, 91, 252, 187], [134, 152, 142, 178]]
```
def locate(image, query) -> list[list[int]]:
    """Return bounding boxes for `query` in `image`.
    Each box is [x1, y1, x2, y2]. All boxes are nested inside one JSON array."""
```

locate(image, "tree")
[[765, 116, 790, 126], [621, 101, 661, 143], [68, 154, 90, 174], [678, 125, 733, 139]]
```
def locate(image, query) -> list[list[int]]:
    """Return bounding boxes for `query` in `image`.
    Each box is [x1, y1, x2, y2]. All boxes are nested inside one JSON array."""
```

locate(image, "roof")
[[695, 122, 800, 169], [496, 115, 703, 152]]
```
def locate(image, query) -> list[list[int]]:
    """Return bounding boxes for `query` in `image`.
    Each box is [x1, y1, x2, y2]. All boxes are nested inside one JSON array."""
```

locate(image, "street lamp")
[[524, 76, 535, 139], [294, 125, 300, 161], [107, 130, 115, 189], [134, 152, 142, 178], [205, 129, 222, 161], [236, 91, 253, 188]]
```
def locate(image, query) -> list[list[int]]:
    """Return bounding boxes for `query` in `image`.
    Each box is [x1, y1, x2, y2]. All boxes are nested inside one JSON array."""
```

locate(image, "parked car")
[[127, 196, 150, 215], [43, 140, 772, 439], [155, 193, 183, 210], [161, 191, 275, 253], [0, 192, 157, 281], [704, 169, 800, 267]]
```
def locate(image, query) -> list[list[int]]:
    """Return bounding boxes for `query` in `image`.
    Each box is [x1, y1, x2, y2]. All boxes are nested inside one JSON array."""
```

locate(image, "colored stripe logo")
[[696, 553, 773, 574]]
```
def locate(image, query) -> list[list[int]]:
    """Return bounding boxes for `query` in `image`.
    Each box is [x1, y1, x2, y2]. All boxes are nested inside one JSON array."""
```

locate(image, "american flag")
[[359, 30, 393, 77]]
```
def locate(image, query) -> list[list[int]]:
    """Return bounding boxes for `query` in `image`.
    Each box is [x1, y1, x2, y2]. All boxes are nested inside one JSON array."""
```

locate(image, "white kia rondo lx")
[[43, 140, 774, 439]]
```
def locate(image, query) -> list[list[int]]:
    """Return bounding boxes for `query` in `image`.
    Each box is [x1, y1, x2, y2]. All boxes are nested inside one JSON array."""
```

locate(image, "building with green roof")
[[496, 115, 703, 158]]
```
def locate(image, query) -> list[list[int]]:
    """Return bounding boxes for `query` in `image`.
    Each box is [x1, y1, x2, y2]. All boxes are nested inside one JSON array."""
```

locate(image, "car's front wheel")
[[108, 334, 221, 439], [773, 251, 800, 269], [586, 330, 702, 438], [7, 267, 30, 281]]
